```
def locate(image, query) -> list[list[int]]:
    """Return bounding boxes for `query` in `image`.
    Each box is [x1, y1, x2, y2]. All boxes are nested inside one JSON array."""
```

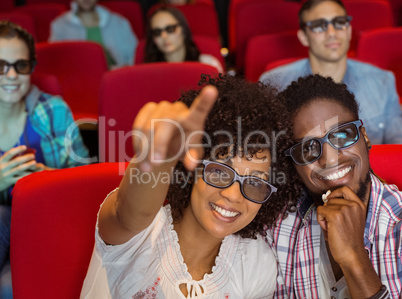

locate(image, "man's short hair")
[[278, 74, 360, 120], [299, 0, 347, 29]]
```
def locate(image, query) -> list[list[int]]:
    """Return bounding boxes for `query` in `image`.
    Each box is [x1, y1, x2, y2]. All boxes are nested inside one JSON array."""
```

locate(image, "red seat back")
[[0, 0, 15, 12], [15, 3, 67, 42], [355, 27, 402, 103], [98, 62, 219, 162], [24, 0, 71, 5], [135, 35, 225, 71], [35, 41, 108, 120], [0, 11, 36, 40], [344, 0, 394, 54], [11, 163, 127, 299], [99, 0, 144, 39], [245, 31, 308, 82], [263, 57, 304, 74], [31, 72, 63, 96], [370, 144, 402, 189], [356, 27, 402, 69], [388, 0, 402, 26], [344, 0, 393, 30], [229, 0, 300, 71]]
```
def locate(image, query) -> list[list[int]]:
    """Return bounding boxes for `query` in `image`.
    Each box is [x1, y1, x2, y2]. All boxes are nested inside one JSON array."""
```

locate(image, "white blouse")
[[81, 204, 277, 299]]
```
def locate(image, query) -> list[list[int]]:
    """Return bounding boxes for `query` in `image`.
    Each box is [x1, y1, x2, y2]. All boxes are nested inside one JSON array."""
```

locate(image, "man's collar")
[[296, 189, 315, 221], [364, 173, 384, 245]]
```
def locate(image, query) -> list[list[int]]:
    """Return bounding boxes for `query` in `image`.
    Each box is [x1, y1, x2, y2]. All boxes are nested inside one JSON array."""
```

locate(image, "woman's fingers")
[[0, 145, 28, 163], [187, 85, 218, 126], [182, 86, 218, 170], [132, 102, 158, 170], [131, 85, 219, 171]]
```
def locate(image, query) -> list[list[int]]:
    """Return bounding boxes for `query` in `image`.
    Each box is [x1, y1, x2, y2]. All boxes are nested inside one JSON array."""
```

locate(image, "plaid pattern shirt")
[[0, 86, 89, 204], [266, 174, 402, 298], [26, 85, 89, 168]]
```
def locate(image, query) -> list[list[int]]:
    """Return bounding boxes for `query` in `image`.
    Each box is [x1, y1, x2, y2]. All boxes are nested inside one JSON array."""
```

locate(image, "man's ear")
[[361, 127, 372, 150], [297, 29, 310, 47]]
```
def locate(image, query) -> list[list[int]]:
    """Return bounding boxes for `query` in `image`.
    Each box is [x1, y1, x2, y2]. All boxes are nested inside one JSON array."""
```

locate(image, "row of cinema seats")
[[1, 0, 402, 73], [31, 38, 222, 120], [0, 1, 145, 42], [9, 144, 402, 298], [0, 0, 216, 42], [30, 41, 220, 162], [245, 26, 402, 91], [32, 27, 402, 146], [229, 0, 398, 71]]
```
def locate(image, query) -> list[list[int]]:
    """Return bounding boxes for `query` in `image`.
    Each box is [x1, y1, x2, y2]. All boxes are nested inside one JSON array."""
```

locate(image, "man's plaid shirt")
[[266, 174, 402, 298]]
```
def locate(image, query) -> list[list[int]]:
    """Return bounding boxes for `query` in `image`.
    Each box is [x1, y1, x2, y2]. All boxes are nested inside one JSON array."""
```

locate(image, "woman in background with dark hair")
[[144, 6, 224, 73]]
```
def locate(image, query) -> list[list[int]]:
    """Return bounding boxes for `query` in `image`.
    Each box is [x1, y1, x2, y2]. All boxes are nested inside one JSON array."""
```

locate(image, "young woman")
[[0, 21, 88, 297], [144, 6, 224, 73], [81, 75, 299, 298]]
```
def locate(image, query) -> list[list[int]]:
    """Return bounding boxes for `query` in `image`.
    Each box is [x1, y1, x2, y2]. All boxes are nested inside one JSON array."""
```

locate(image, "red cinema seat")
[[263, 57, 304, 75], [0, 11, 36, 40], [98, 62, 219, 162], [245, 31, 308, 82], [174, 2, 219, 40], [35, 41, 108, 120], [31, 72, 63, 96], [135, 35, 225, 71], [0, 0, 15, 12], [24, 0, 71, 6], [229, 0, 300, 72], [99, 0, 144, 40], [355, 27, 402, 103], [15, 3, 67, 42], [10, 162, 127, 299], [344, 0, 393, 29], [344, 0, 394, 54], [388, 0, 402, 26], [370, 144, 402, 190], [259, 57, 304, 84], [356, 27, 402, 69]]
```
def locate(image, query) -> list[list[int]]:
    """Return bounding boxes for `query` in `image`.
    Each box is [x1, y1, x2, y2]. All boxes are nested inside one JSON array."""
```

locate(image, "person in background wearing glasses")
[[265, 74, 401, 298], [143, 6, 224, 73], [80, 75, 301, 298], [259, 0, 402, 145], [49, 0, 138, 70], [0, 21, 88, 297]]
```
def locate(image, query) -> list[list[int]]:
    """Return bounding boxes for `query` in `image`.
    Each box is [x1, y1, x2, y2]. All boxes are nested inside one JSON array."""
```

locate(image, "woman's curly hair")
[[166, 74, 303, 239]]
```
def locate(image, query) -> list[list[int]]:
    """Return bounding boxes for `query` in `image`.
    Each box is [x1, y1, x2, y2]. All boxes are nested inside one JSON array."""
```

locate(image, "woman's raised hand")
[[132, 85, 218, 172]]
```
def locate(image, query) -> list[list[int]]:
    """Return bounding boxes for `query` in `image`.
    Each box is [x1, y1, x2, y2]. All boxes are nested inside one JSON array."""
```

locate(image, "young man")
[[49, 0, 138, 69], [259, 0, 402, 145], [267, 74, 401, 298]]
